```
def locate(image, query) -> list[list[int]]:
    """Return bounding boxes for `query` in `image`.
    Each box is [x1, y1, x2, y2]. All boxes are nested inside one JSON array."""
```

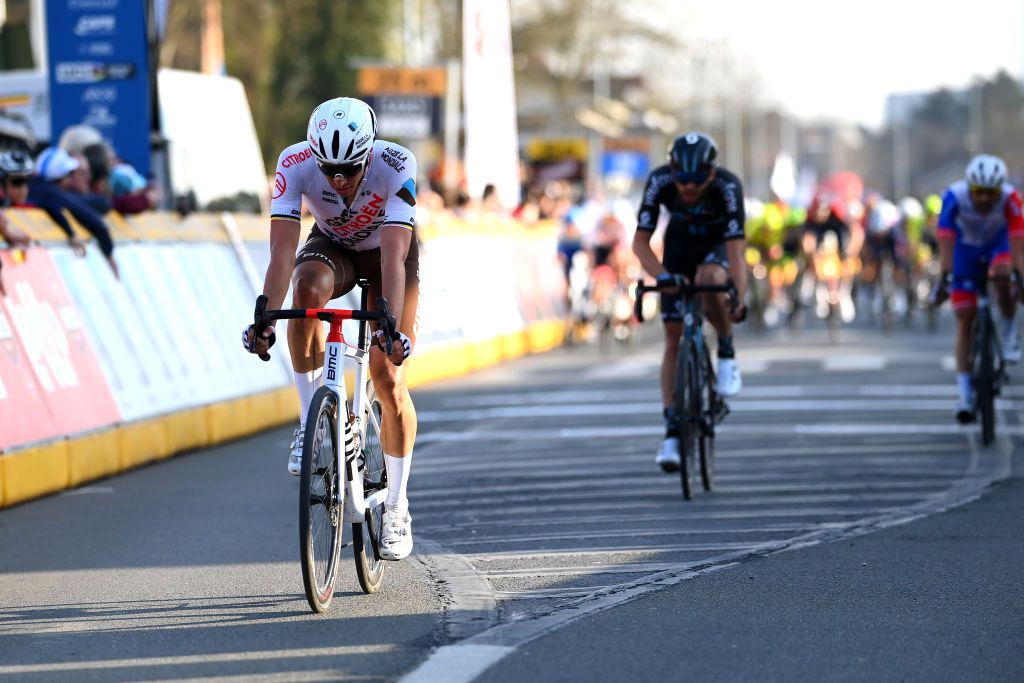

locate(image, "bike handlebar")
[[633, 276, 738, 323], [250, 294, 398, 361]]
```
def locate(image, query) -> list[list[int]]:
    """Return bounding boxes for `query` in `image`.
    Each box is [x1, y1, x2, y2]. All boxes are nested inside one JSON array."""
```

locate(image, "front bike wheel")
[[975, 314, 996, 446], [675, 337, 700, 500], [699, 347, 716, 492], [353, 381, 388, 594], [299, 386, 344, 613]]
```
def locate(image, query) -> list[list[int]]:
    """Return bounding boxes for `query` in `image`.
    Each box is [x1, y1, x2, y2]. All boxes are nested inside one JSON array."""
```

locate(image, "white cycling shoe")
[[656, 437, 680, 473], [1003, 334, 1021, 364], [287, 424, 304, 477], [954, 399, 975, 424], [716, 358, 742, 397], [379, 508, 413, 560]]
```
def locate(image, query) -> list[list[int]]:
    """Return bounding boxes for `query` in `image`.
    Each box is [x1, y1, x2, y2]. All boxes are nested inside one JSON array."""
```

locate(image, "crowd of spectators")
[[0, 124, 165, 282]]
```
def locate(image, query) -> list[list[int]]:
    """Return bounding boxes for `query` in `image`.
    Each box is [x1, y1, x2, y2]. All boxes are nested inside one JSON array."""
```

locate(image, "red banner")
[[0, 249, 120, 450]]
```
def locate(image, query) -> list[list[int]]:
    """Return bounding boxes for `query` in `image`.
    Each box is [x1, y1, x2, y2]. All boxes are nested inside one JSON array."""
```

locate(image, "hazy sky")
[[681, 0, 1024, 129]]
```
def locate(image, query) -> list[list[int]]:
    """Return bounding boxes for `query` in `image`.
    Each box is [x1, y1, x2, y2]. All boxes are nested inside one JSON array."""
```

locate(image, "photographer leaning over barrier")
[[0, 150, 34, 296], [28, 147, 120, 279]]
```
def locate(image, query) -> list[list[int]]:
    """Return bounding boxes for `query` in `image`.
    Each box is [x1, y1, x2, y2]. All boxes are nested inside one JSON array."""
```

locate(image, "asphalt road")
[[2, 311, 1022, 682]]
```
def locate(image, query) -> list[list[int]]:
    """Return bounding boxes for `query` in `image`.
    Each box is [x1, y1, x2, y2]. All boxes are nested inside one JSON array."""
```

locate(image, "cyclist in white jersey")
[[244, 97, 418, 560]]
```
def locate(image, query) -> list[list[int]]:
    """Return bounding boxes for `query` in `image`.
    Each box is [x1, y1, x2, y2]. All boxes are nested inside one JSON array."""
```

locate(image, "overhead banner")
[[45, 0, 151, 173], [462, 0, 520, 209]]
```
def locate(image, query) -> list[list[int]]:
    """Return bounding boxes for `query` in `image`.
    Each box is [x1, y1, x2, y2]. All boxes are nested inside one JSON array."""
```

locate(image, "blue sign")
[[46, 0, 151, 174], [601, 150, 650, 179]]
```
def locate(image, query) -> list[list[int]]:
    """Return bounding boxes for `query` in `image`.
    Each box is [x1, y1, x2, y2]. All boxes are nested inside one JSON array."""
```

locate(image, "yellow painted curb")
[[118, 418, 171, 470], [499, 331, 530, 360], [207, 398, 251, 444], [467, 338, 503, 370], [406, 340, 472, 388], [2, 442, 70, 507], [163, 407, 212, 454], [67, 429, 121, 487], [527, 320, 567, 352]]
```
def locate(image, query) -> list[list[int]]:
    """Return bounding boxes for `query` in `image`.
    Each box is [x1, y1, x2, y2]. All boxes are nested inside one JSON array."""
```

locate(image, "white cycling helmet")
[[965, 154, 1007, 189], [306, 97, 377, 166]]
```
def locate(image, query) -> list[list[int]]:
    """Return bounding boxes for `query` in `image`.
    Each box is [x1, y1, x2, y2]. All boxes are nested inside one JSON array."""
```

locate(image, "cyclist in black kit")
[[632, 133, 748, 472]]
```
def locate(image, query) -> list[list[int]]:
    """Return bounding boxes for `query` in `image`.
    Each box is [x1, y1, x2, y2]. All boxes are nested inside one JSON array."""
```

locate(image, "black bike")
[[971, 270, 1013, 446], [635, 275, 736, 499]]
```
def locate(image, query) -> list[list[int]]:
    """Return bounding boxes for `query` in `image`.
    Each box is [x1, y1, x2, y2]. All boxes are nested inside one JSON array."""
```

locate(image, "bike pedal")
[[714, 399, 730, 424]]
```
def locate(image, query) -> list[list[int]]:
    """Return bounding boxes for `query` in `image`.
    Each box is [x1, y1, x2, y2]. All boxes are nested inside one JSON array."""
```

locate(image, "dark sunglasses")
[[968, 185, 1000, 196], [317, 159, 365, 179], [672, 170, 709, 186], [4, 177, 28, 187]]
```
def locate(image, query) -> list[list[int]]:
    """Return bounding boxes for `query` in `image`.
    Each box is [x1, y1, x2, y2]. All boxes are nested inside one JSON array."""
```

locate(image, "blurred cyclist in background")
[[633, 132, 747, 473], [801, 193, 861, 323], [932, 154, 1024, 422]]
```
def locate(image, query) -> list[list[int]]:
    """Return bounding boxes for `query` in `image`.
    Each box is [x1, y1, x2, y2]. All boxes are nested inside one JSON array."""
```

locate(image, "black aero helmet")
[[668, 132, 717, 184]]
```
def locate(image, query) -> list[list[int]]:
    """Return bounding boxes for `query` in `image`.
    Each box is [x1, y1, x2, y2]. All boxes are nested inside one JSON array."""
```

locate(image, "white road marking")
[[420, 422, 1024, 442], [412, 478, 947, 501], [417, 399, 1023, 422], [400, 644, 513, 683], [0, 645, 397, 674], [431, 384, 1024, 406], [822, 356, 889, 371]]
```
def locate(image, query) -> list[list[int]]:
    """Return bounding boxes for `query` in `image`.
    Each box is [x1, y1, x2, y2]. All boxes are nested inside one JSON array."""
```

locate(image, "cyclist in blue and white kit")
[[932, 154, 1024, 423], [244, 97, 418, 560]]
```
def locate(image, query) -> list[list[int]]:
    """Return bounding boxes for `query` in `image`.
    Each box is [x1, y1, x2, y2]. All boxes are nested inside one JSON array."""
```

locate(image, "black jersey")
[[636, 165, 745, 240], [636, 165, 745, 275]]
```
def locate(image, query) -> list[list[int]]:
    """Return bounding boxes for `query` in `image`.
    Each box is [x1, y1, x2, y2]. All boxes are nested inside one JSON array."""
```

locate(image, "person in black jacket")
[[29, 147, 118, 278]]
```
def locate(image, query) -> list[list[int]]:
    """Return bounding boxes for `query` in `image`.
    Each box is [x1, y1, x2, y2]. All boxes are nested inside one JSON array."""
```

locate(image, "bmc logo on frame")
[[326, 345, 339, 382]]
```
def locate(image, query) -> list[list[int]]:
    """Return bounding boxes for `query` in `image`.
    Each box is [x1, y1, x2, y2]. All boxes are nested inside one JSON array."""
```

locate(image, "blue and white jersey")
[[937, 180, 1024, 247], [270, 140, 417, 251]]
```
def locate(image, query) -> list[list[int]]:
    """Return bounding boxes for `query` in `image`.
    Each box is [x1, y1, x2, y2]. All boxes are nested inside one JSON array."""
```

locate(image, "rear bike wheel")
[[353, 381, 388, 594], [300, 386, 344, 613], [675, 336, 700, 500], [699, 346, 715, 492], [974, 313, 996, 446]]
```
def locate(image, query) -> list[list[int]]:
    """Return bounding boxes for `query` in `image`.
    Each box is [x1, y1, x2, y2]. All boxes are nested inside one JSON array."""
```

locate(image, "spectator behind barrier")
[[59, 124, 160, 215], [65, 151, 113, 215], [28, 147, 119, 278], [110, 160, 161, 214], [0, 150, 34, 296], [1, 149, 35, 208]]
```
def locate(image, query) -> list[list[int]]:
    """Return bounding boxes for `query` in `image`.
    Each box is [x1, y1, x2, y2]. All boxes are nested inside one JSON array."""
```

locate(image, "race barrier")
[[0, 207, 567, 508]]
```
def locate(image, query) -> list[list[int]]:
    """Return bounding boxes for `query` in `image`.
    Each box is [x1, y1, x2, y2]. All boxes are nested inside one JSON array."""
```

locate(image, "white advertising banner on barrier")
[[51, 248, 168, 421]]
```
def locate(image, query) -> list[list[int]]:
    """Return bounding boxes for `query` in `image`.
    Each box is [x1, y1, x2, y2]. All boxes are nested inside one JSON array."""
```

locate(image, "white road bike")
[[252, 281, 397, 612]]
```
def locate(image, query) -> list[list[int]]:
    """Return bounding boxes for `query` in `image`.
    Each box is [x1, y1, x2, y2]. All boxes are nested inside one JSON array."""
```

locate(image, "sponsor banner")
[[0, 253, 61, 449], [51, 245, 187, 420], [184, 243, 292, 396], [46, 0, 151, 173], [2, 208, 568, 455], [0, 248, 120, 448]]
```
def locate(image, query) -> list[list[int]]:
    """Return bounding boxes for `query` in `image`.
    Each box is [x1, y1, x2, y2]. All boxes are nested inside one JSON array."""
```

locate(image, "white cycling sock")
[[385, 452, 412, 512], [957, 372, 972, 403], [295, 368, 323, 425], [1001, 313, 1018, 340]]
